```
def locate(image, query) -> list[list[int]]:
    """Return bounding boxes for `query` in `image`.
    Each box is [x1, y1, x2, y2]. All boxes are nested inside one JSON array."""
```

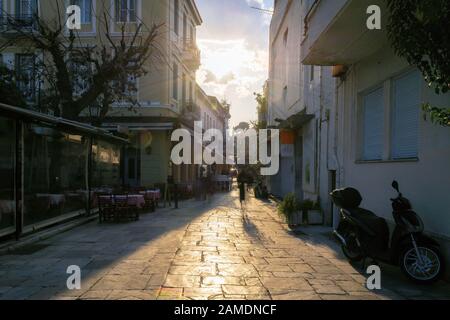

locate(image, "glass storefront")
[[91, 139, 122, 191], [23, 124, 90, 227], [0, 117, 16, 236], [0, 103, 126, 238]]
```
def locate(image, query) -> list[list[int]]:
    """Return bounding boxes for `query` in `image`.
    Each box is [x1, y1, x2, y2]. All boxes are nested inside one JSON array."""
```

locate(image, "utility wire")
[[250, 6, 274, 14]]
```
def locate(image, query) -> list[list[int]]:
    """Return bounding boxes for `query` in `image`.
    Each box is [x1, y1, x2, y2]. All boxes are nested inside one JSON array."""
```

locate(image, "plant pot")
[[287, 211, 303, 226], [307, 209, 324, 225]]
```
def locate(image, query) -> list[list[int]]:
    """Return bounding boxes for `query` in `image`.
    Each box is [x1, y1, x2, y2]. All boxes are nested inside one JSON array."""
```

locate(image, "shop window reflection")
[[23, 124, 89, 228], [0, 117, 15, 236]]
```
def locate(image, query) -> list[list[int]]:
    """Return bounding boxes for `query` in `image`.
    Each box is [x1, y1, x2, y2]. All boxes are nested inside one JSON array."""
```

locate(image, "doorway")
[[124, 147, 140, 187], [294, 134, 303, 202]]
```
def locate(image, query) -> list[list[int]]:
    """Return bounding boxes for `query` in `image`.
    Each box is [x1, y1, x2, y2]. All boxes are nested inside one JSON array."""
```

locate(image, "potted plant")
[[278, 193, 301, 226]]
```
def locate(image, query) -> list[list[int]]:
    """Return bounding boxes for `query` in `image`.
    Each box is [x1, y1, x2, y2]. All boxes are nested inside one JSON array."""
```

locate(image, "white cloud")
[[197, 38, 269, 126]]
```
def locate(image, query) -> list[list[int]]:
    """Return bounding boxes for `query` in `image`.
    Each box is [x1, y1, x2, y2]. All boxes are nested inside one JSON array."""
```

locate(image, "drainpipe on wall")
[[317, 67, 323, 197]]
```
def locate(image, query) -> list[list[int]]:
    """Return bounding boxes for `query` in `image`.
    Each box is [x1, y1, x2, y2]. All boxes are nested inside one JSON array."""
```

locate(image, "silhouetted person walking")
[[239, 181, 246, 208]]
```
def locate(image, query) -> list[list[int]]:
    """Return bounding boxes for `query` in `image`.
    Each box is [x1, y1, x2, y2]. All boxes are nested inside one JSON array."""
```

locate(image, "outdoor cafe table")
[[139, 190, 161, 201], [98, 194, 146, 209]]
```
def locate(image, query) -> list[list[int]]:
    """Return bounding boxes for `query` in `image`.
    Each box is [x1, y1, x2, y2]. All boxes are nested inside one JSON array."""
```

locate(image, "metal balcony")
[[182, 100, 201, 119], [182, 43, 201, 71], [1, 14, 38, 32]]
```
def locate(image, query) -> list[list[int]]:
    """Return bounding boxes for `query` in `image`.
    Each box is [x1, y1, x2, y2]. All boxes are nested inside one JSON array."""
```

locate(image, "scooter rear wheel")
[[400, 245, 444, 284], [342, 237, 364, 262]]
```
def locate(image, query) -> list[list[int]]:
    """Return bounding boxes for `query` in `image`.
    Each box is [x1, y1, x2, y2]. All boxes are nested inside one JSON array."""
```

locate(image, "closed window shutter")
[[362, 87, 384, 160], [392, 71, 420, 159]]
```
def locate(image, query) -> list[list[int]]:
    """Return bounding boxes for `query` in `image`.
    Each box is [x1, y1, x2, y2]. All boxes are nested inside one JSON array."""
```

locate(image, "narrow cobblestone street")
[[0, 190, 449, 300]]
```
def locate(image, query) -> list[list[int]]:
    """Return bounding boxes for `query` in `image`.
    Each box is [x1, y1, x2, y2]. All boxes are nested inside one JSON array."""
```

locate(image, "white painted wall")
[[336, 45, 450, 246], [268, 0, 302, 127], [268, 0, 337, 222]]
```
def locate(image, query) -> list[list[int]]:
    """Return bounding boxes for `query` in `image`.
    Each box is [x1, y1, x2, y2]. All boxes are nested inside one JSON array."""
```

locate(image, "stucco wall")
[[140, 131, 170, 186], [268, 0, 302, 126], [337, 46, 450, 242]]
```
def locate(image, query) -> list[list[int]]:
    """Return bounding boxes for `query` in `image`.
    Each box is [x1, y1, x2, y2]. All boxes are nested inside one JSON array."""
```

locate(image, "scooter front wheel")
[[400, 245, 444, 284]]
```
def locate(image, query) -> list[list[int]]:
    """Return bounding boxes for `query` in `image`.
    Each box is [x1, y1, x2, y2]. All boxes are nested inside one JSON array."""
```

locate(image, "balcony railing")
[[1, 14, 38, 32], [182, 101, 201, 119], [182, 43, 201, 70]]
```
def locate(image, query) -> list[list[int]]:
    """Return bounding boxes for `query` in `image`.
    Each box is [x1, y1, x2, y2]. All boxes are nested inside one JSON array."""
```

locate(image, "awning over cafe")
[[0, 102, 128, 144], [102, 122, 174, 132]]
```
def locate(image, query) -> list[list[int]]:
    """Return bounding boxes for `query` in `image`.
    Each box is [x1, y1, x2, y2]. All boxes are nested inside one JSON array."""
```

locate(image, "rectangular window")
[[361, 87, 384, 160], [70, 54, 91, 96], [115, 0, 136, 23], [72, 0, 92, 24], [174, 0, 179, 35], [391, 70, 421, 159], [16, 54, 36, 102], [16, 0, 38, 16], [190, 25, 194, 45], [183, 13, 187, 46], [182, 73, 186, 105], [15, 0, 38, 28], [172, 63, 178, 100], [310, 65, 314, 82]]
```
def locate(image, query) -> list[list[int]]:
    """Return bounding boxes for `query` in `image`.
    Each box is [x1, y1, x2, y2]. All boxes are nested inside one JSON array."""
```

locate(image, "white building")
[[268, 0, 337, 224], [302, 0, 450, 276]]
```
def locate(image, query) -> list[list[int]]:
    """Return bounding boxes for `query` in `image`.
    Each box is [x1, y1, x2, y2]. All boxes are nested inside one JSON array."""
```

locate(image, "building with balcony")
[[0, 0, 215, 193], [302, 0, 450, 274], [268, 0, 336, 224]]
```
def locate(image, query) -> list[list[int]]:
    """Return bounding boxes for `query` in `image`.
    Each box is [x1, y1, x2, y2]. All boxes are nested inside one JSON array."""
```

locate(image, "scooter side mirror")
[[392, 180, 400, 193]]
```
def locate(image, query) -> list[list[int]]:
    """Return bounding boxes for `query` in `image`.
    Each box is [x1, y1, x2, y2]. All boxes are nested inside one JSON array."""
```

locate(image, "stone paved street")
[[0, 190, 450, 300]]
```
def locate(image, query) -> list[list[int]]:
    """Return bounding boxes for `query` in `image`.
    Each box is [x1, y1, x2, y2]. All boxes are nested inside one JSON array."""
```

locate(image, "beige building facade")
[[1, 0, 228, 190]]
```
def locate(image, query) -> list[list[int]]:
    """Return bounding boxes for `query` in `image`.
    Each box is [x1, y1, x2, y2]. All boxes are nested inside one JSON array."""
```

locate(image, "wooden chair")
[[98, 194, 114, 223], [114, 194, 139, 221]]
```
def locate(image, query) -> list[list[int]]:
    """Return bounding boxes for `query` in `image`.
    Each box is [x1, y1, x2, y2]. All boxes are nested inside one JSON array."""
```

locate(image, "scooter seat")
[[348, 208, 390, 252]]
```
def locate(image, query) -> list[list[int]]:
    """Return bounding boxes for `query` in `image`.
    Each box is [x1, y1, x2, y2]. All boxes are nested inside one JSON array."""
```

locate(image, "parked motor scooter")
[[331, 181, 444, 284]]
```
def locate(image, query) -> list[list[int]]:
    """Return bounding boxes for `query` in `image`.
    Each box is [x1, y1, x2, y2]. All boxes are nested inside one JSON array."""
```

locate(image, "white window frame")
[[115, 0, 137, 23], [16, 53, 37, 103], [173, 0, 179, 35], [65, 0, 96, 35], [357, 68, 422, 163], [172, 62, 179, 101], [71, 0, 92, 24], [359, 86, 384, 161], [15, 0, 38, 16], [390, 70, 421, 160]]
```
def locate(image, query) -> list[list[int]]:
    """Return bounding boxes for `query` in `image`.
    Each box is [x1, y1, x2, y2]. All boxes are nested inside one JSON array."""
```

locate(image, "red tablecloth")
[[139, 190, 161, 201], [99, 195, 146, 209]]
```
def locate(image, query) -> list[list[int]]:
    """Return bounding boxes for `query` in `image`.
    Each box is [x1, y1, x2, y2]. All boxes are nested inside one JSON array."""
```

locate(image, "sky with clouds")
[[196, 0, 273, 127]]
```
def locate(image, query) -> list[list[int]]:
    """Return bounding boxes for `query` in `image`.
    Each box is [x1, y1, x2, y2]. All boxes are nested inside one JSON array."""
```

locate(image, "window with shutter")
[[391, 70, 421, 159], [361, 87, 384, 160]]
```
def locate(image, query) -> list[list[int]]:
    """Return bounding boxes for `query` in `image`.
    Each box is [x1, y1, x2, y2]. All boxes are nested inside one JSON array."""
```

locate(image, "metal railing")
[[1, 14, 38, 31]]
